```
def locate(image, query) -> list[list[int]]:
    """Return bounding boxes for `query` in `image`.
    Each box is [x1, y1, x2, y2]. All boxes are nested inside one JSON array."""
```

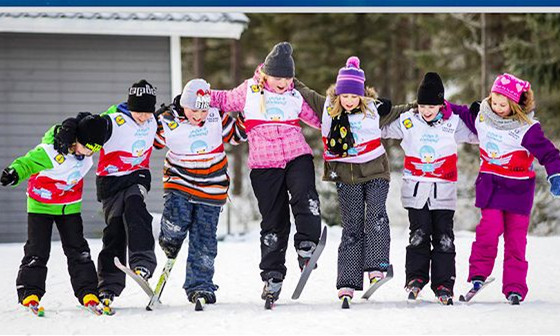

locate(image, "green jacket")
[[294, 78, 414, 185], [9, 126, 83, 215]]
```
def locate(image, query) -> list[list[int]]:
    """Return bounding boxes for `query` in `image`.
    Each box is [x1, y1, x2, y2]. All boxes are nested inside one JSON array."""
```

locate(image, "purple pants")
[[468, 208, 530, 299]]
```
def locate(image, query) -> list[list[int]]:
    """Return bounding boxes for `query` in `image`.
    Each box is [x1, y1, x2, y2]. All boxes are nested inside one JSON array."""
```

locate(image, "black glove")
[[1, 167, 18, 186], [469, 101, 481, 117], [375, 98, 393, 117], [53, 112, 92, 155]]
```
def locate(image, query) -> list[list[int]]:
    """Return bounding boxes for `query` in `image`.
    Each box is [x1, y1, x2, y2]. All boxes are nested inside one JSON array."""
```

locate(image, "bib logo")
[[250, 85, 260, 93], [403, 118, 413, 129], [479, 114, 485, 123], [191, 140, 208, 154], [85, 143, 102, 153], [55, 171, 82, 191], [168, 121, 178, 130], [266, 108, 284, 121], [54, 154, 65, 164], [115, 115, 126, 126]]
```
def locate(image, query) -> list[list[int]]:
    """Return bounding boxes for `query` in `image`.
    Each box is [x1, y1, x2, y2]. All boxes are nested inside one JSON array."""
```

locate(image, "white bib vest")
[[243, 79, 303, 132], [160, 108, 225, 160], [476, 112, 536, 179], [321, 98, 385, 163], [399, 111, 460, 182], [28, 144, 93, 204], [97, 112, 157, 177]]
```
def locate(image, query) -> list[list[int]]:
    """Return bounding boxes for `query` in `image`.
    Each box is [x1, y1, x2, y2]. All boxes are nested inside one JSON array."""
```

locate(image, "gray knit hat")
[[179, 79, 211, 110], [263, 42, 295, 78]]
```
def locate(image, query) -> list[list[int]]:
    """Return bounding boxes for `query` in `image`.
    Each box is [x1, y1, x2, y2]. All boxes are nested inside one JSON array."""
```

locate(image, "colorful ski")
[[361, 264, 394, 300], [146, 258, 176, 311], [459, 277, 496, 303], [114, 257, 154, 298], [291, 226, 327, 300]]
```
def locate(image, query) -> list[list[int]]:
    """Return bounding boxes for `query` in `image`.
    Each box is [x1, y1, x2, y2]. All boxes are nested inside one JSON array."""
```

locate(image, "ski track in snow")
[[1, 226, 559, 334]]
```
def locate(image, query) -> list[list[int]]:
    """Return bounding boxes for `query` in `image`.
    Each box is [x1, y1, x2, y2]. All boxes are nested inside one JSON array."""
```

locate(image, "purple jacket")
[[450, 103, 560, 215]]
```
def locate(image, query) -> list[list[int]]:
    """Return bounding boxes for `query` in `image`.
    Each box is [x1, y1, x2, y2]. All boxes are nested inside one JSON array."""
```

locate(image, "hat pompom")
[[346, 56, 360, 69]]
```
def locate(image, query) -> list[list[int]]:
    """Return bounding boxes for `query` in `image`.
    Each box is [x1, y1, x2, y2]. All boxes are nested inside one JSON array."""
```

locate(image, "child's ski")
[[146, 258, 176, 311], [25, 304, 44, 317], [114, 257, 154, 298], [361, 264, 394, 300], [194, 297, 205, 311], [459, 277, 495, 303], [78, 304, 104, 316], [291, 226, 327, 300]]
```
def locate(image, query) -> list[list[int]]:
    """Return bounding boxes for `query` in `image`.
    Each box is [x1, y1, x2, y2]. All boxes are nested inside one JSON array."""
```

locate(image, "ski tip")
[[194, 298, 205, 311], [37, 307, 45, 317], [459, 295, 466, 302], [264, 296, 275, 310], [341, 297, 351, 309], [145, 305, 152, 311]]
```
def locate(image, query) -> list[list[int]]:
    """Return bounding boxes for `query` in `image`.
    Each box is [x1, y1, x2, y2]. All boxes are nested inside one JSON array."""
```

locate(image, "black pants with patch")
[[250, 154, 322, 282], [97, 184, 156, 296], [405, 204, 456, 294], [16, 213, 98, 304]]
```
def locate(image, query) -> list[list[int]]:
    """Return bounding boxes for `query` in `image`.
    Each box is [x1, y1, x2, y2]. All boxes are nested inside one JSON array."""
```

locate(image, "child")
[[153, 78, 246, 307], [58, 80, 161, 310], [449, 73, 560, 304], [294, 58, 414, 306], [210, 42, 322, 304], [382, 72, 478, 304], [1, 115, 106, 313]]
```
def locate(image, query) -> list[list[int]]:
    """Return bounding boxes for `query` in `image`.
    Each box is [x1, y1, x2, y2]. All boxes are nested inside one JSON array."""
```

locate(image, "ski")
[[25, 304, 44, 317], [146, 258, 176, 311], [407, 288, 421, 303], [361, 264, 394, 300], [291, 226, 327, 300], [194, 297, 205, 311], [78, 304, 104, 316], [459, 277, 495, 303], [114, 257, 154, 298], [437, 295, 453, 306]]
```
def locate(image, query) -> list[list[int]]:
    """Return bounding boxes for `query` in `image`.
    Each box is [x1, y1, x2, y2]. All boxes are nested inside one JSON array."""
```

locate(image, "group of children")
[[2, 41, 560, 314]]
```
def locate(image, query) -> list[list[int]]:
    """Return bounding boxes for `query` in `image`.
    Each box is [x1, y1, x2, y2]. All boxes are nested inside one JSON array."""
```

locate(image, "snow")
[[2, 225, 560, 334]]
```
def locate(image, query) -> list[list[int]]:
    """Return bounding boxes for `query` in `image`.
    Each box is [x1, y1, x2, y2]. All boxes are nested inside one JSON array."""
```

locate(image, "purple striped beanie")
[[335, 56, 365, 96]]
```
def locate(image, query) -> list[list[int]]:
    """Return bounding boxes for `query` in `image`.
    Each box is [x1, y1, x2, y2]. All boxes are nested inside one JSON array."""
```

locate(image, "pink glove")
[[441, 100, 452, 120]]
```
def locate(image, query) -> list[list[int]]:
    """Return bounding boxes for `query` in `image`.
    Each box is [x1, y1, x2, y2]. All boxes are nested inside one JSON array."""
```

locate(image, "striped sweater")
[[154, 101, 246, 206]]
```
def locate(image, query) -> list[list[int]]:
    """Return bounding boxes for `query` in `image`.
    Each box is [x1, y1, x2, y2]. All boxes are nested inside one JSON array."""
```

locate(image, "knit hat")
[[76, 115, 106, 152], [491, 73, 531, 104], [179, 79, 211, 110], [263, 42, 295, 78], [335, 56, 366, 96], [127, 79, 157, 113], [417, 72, 445, 105]]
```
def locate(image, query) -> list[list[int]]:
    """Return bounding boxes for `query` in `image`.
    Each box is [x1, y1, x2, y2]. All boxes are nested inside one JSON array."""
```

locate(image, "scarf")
[[326, 107, 362, 157], [479, 99, 534, 131]]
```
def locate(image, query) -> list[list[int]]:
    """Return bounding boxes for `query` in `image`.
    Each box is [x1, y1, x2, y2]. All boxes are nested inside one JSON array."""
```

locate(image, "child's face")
[[266, 76, 293, 94], [131, 112, 153, 125], [340, 94, 360, 111], [418, 104, 442, 122], [490, 92, 512, 118], [183, 107, 209, 126], [73, 143, 94, 157]]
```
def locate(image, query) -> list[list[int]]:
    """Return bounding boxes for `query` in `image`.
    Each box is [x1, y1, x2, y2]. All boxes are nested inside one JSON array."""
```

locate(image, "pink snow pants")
[[468, 208, 530, 300]]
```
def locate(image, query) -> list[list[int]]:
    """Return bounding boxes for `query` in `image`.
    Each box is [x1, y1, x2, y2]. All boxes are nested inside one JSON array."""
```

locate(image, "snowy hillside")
[[1, 225, 560, 334]]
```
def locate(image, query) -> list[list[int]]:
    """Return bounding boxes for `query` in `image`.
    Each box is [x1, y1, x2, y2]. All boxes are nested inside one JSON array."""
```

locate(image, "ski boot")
[[262, 278, 282, 310], [22, 294, 44, 317], [507, 292, 522, 305], [435, 286, 453, 305], [188, 291, 216, 311], [406, 278, 424, 302], [368, 270, 385, 286], [82, 293, 104, 315], [338, 288, 354, 309], [297, 241, 317, 271], [99, 291, 116, 315]]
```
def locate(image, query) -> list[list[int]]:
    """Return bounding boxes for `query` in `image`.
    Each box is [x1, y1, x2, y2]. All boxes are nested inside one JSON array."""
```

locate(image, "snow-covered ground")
[[1, 224, 560, 334]]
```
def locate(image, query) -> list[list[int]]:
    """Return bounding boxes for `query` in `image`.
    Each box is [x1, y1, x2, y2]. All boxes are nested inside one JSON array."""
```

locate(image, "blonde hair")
[[488, 89, 535, 125], [258, 68, 267, 114], [326, 84, 378, 119]]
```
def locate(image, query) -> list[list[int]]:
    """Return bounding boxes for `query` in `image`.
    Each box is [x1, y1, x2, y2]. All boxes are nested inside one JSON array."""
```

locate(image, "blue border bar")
[[2, 0, 560, 6]]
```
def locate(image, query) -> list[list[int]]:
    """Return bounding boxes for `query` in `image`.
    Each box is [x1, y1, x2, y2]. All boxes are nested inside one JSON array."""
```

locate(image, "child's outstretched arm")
[[3, 126, 57, 186], [299, 101, 321, 130], [293, 78, 326, 119], [448, 102, 478, 135], [379, 100, 416, 128], [380, 118, 404, 140], [521, 125, 560, 197], [222, 112, 247, 145], [210, 81, 249, 114]]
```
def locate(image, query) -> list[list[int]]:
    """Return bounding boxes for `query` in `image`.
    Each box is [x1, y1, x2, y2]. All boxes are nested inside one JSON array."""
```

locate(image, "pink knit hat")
[[491, 73, 531, 104]]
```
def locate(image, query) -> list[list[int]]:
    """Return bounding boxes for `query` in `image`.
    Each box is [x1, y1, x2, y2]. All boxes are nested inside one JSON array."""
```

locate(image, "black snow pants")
[[250, 154, 322, 282], [405, 204, 456, 294], [16, 213, 98, 304]]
